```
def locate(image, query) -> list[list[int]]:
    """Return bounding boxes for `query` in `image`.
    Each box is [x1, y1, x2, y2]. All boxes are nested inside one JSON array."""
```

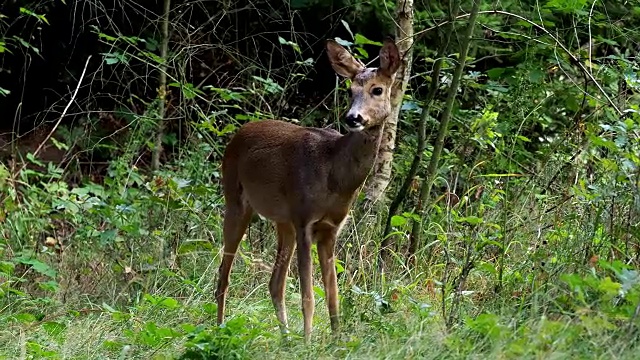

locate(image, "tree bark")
[[363, 0, 414, 203], [381, 0, 461, 268]]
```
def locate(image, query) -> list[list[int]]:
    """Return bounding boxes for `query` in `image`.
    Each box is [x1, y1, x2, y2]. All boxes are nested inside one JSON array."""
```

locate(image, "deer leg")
[[216, 202, 253, 325], [296, 223, 314, 343], [316, 227, 340, 334], [269, 222, 296, 334]]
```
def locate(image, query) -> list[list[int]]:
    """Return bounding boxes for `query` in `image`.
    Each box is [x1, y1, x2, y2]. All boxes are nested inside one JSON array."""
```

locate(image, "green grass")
[[1, 224, 639, 359], [1, 259, 638, 360], [1, 154, 639, 359]]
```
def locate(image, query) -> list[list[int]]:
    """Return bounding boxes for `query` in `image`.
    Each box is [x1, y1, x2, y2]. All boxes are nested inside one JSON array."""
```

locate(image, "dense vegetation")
[[1, 0, 639, 358]]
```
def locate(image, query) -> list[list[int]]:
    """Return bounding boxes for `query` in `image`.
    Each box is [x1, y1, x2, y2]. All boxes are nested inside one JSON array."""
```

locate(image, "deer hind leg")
[[295, 223, 315, 343], [269, 222, 296, 334], [216, 193, 253, 326], [315, 225, 340, 334]]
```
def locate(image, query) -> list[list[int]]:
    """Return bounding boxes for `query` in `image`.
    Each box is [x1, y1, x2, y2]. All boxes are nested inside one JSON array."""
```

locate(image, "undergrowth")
[[0, 133, 639, 359]]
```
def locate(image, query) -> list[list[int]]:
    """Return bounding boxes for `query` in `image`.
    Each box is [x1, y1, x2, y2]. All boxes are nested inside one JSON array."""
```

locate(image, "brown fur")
[[215, 39, 400, 342]]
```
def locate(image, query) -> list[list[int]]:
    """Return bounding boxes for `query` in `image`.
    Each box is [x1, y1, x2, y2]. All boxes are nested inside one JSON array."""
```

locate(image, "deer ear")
[[379, 38, 400, 77], [326, 40, 364, 79]]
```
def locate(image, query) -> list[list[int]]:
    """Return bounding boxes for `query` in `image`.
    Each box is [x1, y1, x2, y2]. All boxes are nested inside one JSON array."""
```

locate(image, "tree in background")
[[364, 0, 415, 203]]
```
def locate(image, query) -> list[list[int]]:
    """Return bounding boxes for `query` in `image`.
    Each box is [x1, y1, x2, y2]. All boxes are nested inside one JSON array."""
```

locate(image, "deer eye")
[[372, 87, 383, 96]]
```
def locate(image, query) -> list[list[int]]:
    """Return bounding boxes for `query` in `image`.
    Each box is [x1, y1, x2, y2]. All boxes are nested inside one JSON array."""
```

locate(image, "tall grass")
[[1, 136, 639, 359]]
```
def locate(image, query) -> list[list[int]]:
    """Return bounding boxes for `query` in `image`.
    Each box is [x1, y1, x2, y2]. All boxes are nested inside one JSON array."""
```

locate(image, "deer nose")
[[345, 113, 364, 130]]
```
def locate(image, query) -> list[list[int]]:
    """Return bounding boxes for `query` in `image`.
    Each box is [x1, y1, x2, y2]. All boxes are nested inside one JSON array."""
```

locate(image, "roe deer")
[[215, 38, 400, 342]]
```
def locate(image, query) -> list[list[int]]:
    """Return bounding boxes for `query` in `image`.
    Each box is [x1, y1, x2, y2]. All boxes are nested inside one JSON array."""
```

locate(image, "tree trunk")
[[381, 0, 461, 269], [363, 0, 414, 203]]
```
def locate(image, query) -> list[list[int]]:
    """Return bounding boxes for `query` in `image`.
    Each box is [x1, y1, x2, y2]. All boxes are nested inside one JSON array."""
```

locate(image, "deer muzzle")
[[345, 112, 365, 132]]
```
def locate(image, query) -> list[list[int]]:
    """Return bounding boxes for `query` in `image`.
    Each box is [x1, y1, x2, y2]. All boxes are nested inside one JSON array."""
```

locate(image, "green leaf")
[[477, 261, 497, 275], [486, 68, 506, 79], [42, 321, 66, 337], [138, 50, 163, 64], [177, 239, 213, 254], [597, 277, 621, 297], [251, 76, 283, 94], [528, 68, 544, 83], [39, 280, 59, 292], [201, 302, 217, 316], [334, 37, 353, 47], [278, 36, 301, 53], [391, 215, 407, 227], [12, 36, 40, 55], [0, 261, 15, 275], [93, 27, 118, 42], [596, 36, 618, 46], [544, 0, 587, 12], [50, 137, 69, 151], [20, 7, 49, 25], [589, 135, 617, 151], [341, 20, 354, 40], [466, 313, 503, 340], [169, 82, 202, 100], [354, 47, 369, 58], [457, 216, 483, 225], [101, 52, 128, 65], [143, 294, 181, 309], [15, 256, 57, 278], [102, 302, 118, 313], [13, 313, 37, 323], [313, 285, 325, 298], [402, 212, 421, 221], [354, 33, 382, 46], [158, 297, 180, 309]]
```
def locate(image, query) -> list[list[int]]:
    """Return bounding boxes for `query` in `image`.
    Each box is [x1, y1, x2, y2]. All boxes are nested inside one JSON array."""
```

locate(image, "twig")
[[151, 0, 172, 171], [310, 8, 622, 127], [588, 0, 598, 75], [408, 0, 483, 264], [410, 10, 623, 116], [14, 56, 92, 176]]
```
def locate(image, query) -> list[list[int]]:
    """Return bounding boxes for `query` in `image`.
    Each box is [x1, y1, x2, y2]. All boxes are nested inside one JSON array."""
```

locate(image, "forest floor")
[[0, 155, 639, 359], [1, 217, 638, 360]]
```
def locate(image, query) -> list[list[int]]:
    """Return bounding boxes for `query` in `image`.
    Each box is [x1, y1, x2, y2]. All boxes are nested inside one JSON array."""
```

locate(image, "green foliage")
[[1, 0, 640, 358], [180, 316, 272, 360]]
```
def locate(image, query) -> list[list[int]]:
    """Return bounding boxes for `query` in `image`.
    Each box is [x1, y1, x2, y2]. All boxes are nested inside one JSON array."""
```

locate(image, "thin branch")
[[588, 0, 598, 75], [408, 0, 483, 264], [409, 10, 622, 116], [14, 55, 92, 176], [151, 0, 172, 171]]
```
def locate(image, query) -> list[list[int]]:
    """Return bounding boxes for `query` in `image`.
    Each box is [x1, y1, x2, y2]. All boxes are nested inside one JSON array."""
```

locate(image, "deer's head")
[[326, 38, 400, 132]]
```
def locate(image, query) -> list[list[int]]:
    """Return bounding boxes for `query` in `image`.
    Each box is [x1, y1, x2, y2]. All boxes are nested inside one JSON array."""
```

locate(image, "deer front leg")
[[296, 224, 314, 343], [216, 204, 253, 325]]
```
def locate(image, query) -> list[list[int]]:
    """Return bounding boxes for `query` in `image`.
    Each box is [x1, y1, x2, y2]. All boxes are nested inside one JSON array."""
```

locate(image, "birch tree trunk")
[[363, 0, 414, 203]]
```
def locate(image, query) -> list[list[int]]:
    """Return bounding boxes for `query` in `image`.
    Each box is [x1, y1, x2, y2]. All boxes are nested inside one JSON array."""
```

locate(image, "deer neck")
[[329, 125, 384, 195]]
